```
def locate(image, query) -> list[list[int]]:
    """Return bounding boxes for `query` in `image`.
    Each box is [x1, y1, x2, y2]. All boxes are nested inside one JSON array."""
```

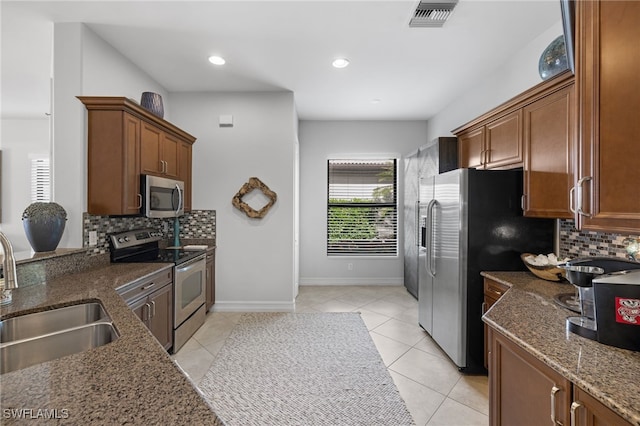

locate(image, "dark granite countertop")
[[482, 271, 640, 426], [0, 262, 223, 425]]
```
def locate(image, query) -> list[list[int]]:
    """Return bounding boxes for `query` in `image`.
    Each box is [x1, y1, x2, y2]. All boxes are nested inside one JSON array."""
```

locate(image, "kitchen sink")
[[0, 302, 119, 374], [0, 302, 109, 343]]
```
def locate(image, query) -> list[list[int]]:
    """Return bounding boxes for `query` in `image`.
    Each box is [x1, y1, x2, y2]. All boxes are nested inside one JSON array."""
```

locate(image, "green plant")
[[22, 202, 67, 223], [328, 206, 377, 241]]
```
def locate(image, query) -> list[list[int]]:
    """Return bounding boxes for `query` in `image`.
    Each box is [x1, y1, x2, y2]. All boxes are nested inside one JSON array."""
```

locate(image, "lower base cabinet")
[[488, 327, 631, 426], [483, 278, 509, 369], [571, 386, 631, 426], [120, 269, 174, 351]]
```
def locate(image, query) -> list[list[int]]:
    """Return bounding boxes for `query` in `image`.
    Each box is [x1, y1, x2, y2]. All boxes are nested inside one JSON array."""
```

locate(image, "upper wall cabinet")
[[523, 80, 575, 219], [78, 96, 196, 216], [573, 0, 640, 233], [453, 72, 576, 219], [456, 110, 523, 170]]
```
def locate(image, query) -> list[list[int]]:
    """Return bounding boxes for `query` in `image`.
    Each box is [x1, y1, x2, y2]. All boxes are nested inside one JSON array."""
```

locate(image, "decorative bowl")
[[521, 253, 567, 282]]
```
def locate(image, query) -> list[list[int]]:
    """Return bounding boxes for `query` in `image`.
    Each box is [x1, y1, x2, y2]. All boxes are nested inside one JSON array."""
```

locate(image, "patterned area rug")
[[198, 312, 414, 426]]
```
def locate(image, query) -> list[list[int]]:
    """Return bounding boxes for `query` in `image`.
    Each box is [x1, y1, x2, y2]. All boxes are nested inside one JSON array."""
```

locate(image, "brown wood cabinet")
[[205, 249, 215, 311], [574, 0, 640, 233], [79, 96, 196, 216], [118, 268, 174, 351], [454, 72, 576, 219], [141, 121, 180, 179], [458, 127, 485, 169], [483, 278, 509, 370], [488, 327, 572, 426], [457, 110, 522, 170], [488, 326, 631, 426], [130, 282, 173, 351], [84, 110, 142, 215], [571, 385, 632, 426], [523, 81, 576, 218]]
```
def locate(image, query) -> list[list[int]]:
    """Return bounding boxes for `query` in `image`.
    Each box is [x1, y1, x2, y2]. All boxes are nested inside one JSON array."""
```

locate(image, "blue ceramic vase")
[[140, 92, 164, 118]]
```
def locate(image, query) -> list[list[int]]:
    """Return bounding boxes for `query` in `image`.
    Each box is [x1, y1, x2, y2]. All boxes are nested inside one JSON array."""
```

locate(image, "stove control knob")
[[124, 236, 130, 242], [117, 237, 125, 243]]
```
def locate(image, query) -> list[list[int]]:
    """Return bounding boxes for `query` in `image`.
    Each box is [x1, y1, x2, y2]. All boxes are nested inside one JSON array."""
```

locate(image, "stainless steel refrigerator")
[[418, 168, 554, 372], [403, 137, 457, 298]]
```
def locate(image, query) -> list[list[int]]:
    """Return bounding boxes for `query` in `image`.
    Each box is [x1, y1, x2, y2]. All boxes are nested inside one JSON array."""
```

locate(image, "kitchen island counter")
[[0, 262, 222, 425], [482, 271, 640, 425]]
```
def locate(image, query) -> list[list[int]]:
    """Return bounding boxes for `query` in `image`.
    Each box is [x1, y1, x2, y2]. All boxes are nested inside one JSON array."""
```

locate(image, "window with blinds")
[[327, 159, 398, 256], [31, 157, 51, 202]]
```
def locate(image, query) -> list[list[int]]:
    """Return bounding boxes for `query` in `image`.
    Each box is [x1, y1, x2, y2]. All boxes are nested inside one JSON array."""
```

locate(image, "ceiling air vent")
[[409, 0, 458, 28]]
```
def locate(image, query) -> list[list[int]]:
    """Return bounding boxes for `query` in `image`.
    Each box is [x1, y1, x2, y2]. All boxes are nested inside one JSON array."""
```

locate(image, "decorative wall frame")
[[232, 177, 277, 219]]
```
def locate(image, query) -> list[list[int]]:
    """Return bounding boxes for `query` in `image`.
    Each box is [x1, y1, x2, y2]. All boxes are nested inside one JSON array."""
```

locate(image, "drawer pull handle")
[[550, 386, 562, 425], [570, 401, 582, 426], [141, 283, 155, 291]]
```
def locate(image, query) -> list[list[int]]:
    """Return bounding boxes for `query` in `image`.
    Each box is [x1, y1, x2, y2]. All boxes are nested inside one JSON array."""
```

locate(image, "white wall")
[[169, 92, 298, 311], [52, 23, 169, 248], [426, 20, 563, 141], [298, 120, 428, 285], [0, 118, 50, 251]]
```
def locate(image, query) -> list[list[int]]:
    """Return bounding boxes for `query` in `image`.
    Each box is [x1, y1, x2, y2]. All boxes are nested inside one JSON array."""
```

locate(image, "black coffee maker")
[[562, 257, 640, 347]]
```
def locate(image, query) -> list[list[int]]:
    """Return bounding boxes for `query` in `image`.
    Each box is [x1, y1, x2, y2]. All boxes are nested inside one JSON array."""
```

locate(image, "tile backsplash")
[[558, 219, 639, 260], [83, 210, 216, 254]]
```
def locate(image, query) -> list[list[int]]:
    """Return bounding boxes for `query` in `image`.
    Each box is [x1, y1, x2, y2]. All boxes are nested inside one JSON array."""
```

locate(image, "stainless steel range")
[[109, 228, 207, 353]]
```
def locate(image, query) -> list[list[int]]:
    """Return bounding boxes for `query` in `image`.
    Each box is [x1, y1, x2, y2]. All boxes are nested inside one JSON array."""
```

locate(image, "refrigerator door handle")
[[426, 199, 438, 277], [415, 200, 421, 247]]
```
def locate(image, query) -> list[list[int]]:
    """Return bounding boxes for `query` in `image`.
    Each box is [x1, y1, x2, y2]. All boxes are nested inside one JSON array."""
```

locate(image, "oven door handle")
[[176, 255, 206, 272]]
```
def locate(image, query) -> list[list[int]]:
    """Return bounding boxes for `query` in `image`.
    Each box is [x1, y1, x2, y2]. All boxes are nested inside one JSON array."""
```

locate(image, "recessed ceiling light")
[[332, 58, 350, 69], [208, 55, 226, 65], [371, 98, 382, 104]]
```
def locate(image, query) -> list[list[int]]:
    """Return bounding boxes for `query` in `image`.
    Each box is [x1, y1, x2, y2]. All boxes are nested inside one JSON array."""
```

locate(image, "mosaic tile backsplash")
[[558, 219, 640, 261], [83, 210, 216, 254]]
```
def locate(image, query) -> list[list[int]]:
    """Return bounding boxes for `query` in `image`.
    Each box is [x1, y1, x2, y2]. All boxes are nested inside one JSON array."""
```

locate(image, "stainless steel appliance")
[[403, 137, 458, 299], [109, 228, 206, 353], [141, 174, 184, 218], [562, 257, 640, 347], [418, 168, 554, 372]]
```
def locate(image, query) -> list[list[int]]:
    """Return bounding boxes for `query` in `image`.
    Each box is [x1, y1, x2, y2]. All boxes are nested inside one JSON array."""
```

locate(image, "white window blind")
[[327, 159, 398, 256], [31, 157, 51, 202]]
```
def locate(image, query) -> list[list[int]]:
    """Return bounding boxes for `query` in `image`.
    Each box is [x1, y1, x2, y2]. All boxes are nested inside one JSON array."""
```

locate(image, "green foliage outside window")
[[328, 201, 376, 241]]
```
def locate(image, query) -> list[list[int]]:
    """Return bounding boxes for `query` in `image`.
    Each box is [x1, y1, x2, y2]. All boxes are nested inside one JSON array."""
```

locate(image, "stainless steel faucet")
[[0, 231, 18, 305]]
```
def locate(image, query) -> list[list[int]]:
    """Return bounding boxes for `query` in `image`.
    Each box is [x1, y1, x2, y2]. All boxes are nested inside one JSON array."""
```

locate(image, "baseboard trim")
[[299, 277, 404, 286], [211, 301, 295, 312]]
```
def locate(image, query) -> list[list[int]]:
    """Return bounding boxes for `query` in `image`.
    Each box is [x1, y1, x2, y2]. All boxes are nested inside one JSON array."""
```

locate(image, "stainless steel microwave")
[[141, 174, 184, 218]]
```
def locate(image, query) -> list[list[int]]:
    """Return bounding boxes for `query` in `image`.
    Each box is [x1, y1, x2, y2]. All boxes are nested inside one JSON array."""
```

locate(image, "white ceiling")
[[1, 0, 561, 120]]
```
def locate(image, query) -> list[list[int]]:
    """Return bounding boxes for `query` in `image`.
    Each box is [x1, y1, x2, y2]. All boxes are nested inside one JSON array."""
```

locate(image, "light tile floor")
[[172, 285, 489, 426]]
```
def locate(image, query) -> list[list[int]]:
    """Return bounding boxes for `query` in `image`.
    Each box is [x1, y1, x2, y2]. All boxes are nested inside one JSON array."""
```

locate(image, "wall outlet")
[[347, 263, 353, 271], [88, 231, 98, 247]]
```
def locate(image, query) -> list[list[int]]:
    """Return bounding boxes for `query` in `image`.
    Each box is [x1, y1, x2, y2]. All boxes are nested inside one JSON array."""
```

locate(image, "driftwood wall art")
[[232, 177, 277, 219]]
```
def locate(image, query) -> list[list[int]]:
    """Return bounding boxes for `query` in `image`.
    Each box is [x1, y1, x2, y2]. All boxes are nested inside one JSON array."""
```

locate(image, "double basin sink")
[[0, 302, 119, 374]]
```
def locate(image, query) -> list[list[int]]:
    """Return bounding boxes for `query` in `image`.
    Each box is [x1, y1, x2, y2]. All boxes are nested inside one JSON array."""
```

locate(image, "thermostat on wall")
[[219, 115, 233, 127]]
